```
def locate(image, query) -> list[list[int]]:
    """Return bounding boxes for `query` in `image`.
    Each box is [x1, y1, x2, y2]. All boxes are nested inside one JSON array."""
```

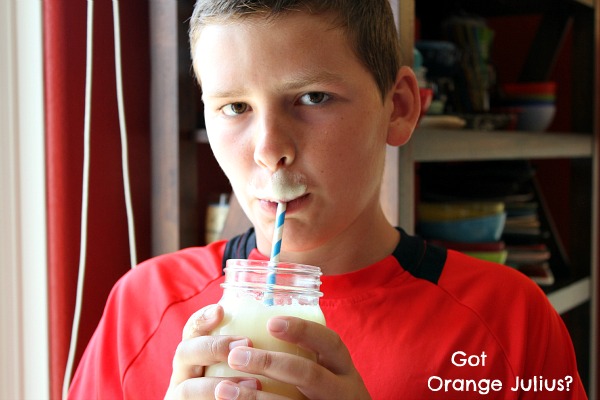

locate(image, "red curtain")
[[44, 1, 151, 398]]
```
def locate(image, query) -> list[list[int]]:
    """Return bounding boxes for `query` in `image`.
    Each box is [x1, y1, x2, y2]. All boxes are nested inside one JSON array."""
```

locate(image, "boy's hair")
[[189, 0, 402, 98]]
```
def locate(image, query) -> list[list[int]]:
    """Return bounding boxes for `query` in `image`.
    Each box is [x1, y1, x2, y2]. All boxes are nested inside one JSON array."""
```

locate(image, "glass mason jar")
[[204, 259, 325, 400]]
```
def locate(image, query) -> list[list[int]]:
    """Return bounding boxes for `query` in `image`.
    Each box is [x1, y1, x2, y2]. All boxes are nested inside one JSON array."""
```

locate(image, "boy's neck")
[[277, 211, 400, 276]]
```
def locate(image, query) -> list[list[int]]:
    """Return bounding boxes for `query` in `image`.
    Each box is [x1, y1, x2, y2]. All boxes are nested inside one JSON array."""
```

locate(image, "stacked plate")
[[417, 201, 508, 264], [502, 201, 554, 286], [499, 81, 556, 131]]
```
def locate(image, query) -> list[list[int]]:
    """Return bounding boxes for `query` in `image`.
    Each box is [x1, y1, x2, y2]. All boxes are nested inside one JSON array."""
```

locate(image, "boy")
[[69, 0, 587, 399]]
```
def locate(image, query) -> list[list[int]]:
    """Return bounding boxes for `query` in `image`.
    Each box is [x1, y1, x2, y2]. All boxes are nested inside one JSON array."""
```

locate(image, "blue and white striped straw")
[[265, 202, 286, 305], [270, 202, 286, 264]]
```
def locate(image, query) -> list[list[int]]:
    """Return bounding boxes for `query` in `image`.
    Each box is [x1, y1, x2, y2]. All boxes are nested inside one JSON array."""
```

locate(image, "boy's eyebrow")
[[279, 70, 345, 91], [202, 88, 246, 100], [202, 70, 344, 100]]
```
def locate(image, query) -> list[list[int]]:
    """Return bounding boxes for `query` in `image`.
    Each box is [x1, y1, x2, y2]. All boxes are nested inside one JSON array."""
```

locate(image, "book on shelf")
[[514, 262, 555, 286]]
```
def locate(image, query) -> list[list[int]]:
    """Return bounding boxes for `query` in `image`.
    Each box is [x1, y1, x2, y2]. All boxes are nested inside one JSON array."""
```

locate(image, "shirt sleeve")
[[67, 243, 226, 399], [67, 277, 130, 400], [518, 285, 588, 399]]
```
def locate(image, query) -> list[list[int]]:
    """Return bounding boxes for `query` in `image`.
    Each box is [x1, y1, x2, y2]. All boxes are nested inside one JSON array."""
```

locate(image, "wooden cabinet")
[[149, 0, 598, 395]]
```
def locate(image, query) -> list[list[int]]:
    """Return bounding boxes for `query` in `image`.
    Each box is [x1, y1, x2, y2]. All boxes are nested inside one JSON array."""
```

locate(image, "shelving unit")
[[398, 129, 593, 228], [398, 128, 594, 311], [412, 129, 593, 161], [395, 0, 598, 396]]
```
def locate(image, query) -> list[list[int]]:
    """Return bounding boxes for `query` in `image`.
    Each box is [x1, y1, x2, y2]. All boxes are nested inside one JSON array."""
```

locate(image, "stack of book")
[[503, 200, 554, 286]]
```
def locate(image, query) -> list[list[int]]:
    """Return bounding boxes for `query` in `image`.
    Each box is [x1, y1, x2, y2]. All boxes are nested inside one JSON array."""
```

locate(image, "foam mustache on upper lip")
[[250, 171, 307, 202]]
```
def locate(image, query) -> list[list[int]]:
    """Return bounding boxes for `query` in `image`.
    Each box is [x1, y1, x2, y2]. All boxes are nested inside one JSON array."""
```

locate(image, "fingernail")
[[268, 317, 289, 333], [229, 338, 249, 350], [229, 348, 251, 367], [239, 379, 258, 389], [201, 304, 218, 320], [215, 381, 240, 400]]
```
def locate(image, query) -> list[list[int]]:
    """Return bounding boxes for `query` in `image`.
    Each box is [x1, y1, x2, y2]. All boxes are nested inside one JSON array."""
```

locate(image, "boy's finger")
[[214, 379, 265, 400], [227, 346, 342, 398], [169, 376, 260, 400], [170, 336, 250, 385], [266, 317, 353, 375], [182, 304, 223, 339]]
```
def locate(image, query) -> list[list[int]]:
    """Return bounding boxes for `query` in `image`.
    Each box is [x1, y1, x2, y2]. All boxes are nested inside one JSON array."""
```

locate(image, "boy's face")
[[194, 12, 411, 256]]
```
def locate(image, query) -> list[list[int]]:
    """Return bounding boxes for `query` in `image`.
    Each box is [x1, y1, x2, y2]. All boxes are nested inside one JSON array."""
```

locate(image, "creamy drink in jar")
[[205, 259, 325, 400]]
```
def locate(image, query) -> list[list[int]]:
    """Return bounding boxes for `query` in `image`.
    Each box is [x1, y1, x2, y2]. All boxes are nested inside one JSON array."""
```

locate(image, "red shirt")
[[69, 231, 587, 399]]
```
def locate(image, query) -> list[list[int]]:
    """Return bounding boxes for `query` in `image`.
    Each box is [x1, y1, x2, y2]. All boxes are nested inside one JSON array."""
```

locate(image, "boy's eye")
[[299, 92, 330, 105], [222, 102, 248, 116]]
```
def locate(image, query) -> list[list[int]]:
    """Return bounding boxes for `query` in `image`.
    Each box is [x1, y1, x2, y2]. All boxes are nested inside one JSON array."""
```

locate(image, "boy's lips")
[[260, 193, 310, 214]]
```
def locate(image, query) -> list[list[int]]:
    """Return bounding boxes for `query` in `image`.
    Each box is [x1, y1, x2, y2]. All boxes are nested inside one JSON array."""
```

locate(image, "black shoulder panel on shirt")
[[221, 227, 447, 284], [221, 228, 257, 273], [392, 228, 447, 285]]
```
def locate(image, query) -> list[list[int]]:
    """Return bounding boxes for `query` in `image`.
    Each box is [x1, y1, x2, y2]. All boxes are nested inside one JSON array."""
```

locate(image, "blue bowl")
[[415, 40, 461, 77], [418, 212, 507, 243]]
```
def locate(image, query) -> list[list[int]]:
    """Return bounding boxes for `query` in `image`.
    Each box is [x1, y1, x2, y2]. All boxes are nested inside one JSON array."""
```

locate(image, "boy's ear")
[[386, 66, 421, 147]]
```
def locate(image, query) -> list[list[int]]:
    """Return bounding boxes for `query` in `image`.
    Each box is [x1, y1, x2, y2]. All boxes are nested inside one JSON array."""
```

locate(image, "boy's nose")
[[253, 114, 296, 172]]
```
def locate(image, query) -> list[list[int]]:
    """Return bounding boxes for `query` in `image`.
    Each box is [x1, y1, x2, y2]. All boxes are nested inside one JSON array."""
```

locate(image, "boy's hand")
[[165, 304, 371, 400], [165, 304, 261, 399], [234, 316, 372, 400]]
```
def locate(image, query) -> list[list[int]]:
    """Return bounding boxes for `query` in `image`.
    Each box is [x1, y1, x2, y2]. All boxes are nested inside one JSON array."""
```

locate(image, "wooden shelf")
[[411, 129, 593, 162], [547, 276, 591, 314], [197, 128, 595, 162]]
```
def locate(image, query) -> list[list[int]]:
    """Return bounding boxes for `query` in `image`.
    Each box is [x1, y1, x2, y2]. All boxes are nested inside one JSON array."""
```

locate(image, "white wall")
[[0, 0, 49, 398]]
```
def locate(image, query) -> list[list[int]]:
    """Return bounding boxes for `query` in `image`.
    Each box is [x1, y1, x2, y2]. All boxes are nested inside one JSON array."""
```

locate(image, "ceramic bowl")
[[418, 212, 507, 243], [418, 201, 505, 222], [419, 87, 433, 119], [516, 104, 556, 131], [415, 40, 461, 77], [501, 81, 556, 97], [428, 239, 506, 252], [464, 250, 509, 264]]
